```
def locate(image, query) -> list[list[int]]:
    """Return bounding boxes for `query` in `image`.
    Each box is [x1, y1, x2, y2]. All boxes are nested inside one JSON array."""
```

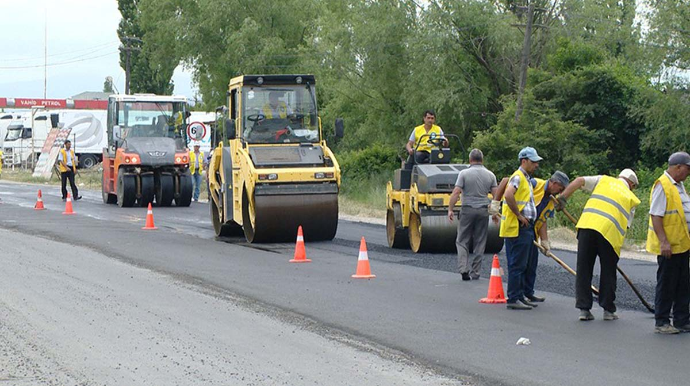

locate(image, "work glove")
[[554, 195, 568, 212], [488, 200, 501, 215], [540, 239, 551, 255]]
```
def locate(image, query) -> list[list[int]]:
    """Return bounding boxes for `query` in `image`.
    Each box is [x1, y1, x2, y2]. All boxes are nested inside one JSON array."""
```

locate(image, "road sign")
[[187, 121, 206, 141]]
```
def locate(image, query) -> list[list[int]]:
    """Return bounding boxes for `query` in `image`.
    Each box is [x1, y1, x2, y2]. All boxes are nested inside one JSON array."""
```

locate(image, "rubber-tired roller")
[[208, 75, 344, 243], [386, 135, 503, 253]]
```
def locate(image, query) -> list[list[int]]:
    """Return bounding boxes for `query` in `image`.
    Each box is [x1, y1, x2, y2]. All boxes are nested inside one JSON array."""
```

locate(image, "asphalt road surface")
[[0, 180, 687, 386]]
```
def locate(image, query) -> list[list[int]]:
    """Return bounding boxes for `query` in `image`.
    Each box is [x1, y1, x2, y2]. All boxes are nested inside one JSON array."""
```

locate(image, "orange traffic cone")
[[352, 237, 376, 279], [289, 225, 311, 263], [142, 203, 158, 230], [62, 193, 75, 215], [34, 189, 45, 210], [479, 255, 507, 304]]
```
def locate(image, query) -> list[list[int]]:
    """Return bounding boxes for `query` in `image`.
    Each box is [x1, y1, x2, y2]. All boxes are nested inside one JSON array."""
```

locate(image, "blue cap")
[[518, 147, 543, 162]]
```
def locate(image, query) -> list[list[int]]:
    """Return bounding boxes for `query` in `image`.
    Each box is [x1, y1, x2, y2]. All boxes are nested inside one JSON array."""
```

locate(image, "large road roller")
[[102, 94, 193, 207], [386, 134, 503, 253], [208, 75, 343, 242]]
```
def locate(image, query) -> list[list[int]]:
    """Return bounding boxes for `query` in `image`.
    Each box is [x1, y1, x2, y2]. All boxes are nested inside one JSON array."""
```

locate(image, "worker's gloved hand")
[[540, 239, 551, 254], [555, 195, 568, 212], [488, 200, 501, 215]]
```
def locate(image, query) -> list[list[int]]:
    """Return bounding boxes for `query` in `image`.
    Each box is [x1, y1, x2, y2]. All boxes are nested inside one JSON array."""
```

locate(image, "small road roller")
[[102, 94, 193, 207], [208, 75, 343, 242], [386, 133, 503, 253]]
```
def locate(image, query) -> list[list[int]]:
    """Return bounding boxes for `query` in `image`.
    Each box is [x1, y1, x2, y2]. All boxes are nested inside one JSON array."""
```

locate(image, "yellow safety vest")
[[411, 125, 443, 153], [189, 150, 204, 175], [263, 102, 288, 119], [500, 170, 532, 238], [58, 149, 76, 173], [646, 174, 690, 255], [533, 179, 556, 235], [576, 175, 640, 256]]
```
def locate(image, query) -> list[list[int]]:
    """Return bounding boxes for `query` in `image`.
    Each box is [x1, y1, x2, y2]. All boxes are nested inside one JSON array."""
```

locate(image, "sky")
[[0, 0, 196, 100]]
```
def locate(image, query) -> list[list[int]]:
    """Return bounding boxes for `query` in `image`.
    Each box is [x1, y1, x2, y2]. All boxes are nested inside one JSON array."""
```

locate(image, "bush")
[[338, 144, 400, 181]]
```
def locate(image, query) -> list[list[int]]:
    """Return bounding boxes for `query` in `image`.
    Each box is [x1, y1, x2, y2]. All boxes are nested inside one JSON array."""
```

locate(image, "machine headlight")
[[257, 77, 264, 85], [175, 156, 182, 163], [258, 173, 278, 181], [314, 172, 334, 179], [296, 76, 303, 84]]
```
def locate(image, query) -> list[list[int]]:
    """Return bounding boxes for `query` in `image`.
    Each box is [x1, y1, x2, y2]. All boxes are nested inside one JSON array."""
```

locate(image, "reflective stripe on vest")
[[576, 175, 640, 256], [646, 174, 690, 255], [499, 170, 532, 238], [412, 124, 442, 153]]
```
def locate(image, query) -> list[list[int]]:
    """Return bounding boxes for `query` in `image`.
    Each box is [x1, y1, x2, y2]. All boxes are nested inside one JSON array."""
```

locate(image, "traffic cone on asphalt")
[[62, 193, 75, 215], [142, 203, 158, 230], [289, 226, 311, 263], [352, 237, 376, 279], [34, 189, 45, 210], [479, 255, 506, 304]]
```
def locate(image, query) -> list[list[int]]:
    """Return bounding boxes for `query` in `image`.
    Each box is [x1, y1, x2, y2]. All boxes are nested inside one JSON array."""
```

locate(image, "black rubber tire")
[[386, 203, 409, 249], [211, 194, 243, 237], [485, 217, 504, 254], [117, 172, 136, 207], [175, 172, 193, 207], [155, 173, 174, 207], [101, 169, 116, 204], [139, 174, 155, 207], [80, 154, 98, 169]]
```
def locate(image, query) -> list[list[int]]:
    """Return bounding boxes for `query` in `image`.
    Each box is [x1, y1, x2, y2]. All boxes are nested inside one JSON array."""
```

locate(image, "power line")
[[0, 51, 118, 70], [0, 41, 119, 63]]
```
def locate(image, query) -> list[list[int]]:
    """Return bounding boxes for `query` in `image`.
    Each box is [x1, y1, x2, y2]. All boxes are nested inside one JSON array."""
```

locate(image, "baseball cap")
[[551, 171, 570, 187], [518, 147, 543, 162], [618, 168, 639, 187], [193, 141, 201, 147], [668, 151, 690, 166]]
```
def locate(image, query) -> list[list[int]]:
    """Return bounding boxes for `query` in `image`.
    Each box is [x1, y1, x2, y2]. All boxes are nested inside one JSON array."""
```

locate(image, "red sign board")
[[0, 97, 6, 107], [14, 98, 66, 108], [74, 100, 108, 109]]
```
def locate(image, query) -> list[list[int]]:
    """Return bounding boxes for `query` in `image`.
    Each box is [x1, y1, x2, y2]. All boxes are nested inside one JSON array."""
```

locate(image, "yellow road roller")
[[208, 75, 343, 242], [386, 134, 503, 253]]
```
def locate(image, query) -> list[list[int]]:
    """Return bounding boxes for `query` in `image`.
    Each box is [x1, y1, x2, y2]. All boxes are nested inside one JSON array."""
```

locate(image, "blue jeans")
[[523, 236, 539, 297], [192, 172, 202, 201], [505, 225, 535, 303]]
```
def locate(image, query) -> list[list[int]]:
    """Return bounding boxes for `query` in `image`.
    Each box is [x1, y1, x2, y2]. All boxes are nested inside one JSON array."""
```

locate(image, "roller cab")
[[386, 134, 503, 253], [209, 75, 343, 242], [102, 94, 194, 208]]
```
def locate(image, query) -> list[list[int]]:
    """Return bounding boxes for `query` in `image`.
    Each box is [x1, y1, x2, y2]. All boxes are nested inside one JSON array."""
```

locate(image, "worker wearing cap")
[[404, 110, 448, 169], [494, 170, 570, 303], [557, 168, 641, 321], [57, 140, 82, 201], [500, 147, 542, 310], [646, 152, 690, 334], [188, 142, 204, 202]]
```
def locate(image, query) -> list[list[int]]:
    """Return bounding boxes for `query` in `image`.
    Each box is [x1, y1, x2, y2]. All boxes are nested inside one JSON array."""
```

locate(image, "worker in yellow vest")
[[500, 147, 543, 310], [263, 91, 291, 119], [557, 168, 640, 321], [188, 142, 204, 202], [646, 152, 690, 334], [404, 110, 448, 169], [494, 170, 570, 304], [57, 140, 81, 201]]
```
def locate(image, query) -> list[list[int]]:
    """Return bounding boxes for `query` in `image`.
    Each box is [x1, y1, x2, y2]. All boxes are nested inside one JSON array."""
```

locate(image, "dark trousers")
[[655, 250, 690, 327], [576, 229, 619, 312], [505, 225, 535, 303], [404, 151, 430, 169], [61, 169, 78, 199], [524, 237, 539, 297]]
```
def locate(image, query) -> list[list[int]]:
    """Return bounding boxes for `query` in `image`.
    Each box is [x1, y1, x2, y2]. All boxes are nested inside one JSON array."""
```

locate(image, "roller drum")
[[409, 209, 458, 253], [246, 193, 338, 243]]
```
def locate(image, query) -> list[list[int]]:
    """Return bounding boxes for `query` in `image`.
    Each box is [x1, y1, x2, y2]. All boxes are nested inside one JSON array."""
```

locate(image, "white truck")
[[2, 109, 107, 168]]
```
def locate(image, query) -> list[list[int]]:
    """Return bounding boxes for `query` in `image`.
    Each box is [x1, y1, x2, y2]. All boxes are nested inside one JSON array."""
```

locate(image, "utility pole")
[[119, 37, 142, 95], [515, 2, 535, 122]]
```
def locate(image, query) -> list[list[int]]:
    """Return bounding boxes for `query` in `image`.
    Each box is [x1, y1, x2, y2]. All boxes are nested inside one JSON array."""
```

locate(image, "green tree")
[[103, 77, 115, 93]]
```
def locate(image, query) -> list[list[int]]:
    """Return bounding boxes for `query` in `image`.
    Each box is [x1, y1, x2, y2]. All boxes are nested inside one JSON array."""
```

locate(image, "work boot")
[[520, 298, 538, 308], [525, 294, 545, 302], [579, 309, 594, 321], [461, 272, 471, 281], [507, 301, 532, 310], [603, 311, 619, 321], [75, 196, 82, 201], [655, 324, 680, 334], [470, 274, 480, 280]]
